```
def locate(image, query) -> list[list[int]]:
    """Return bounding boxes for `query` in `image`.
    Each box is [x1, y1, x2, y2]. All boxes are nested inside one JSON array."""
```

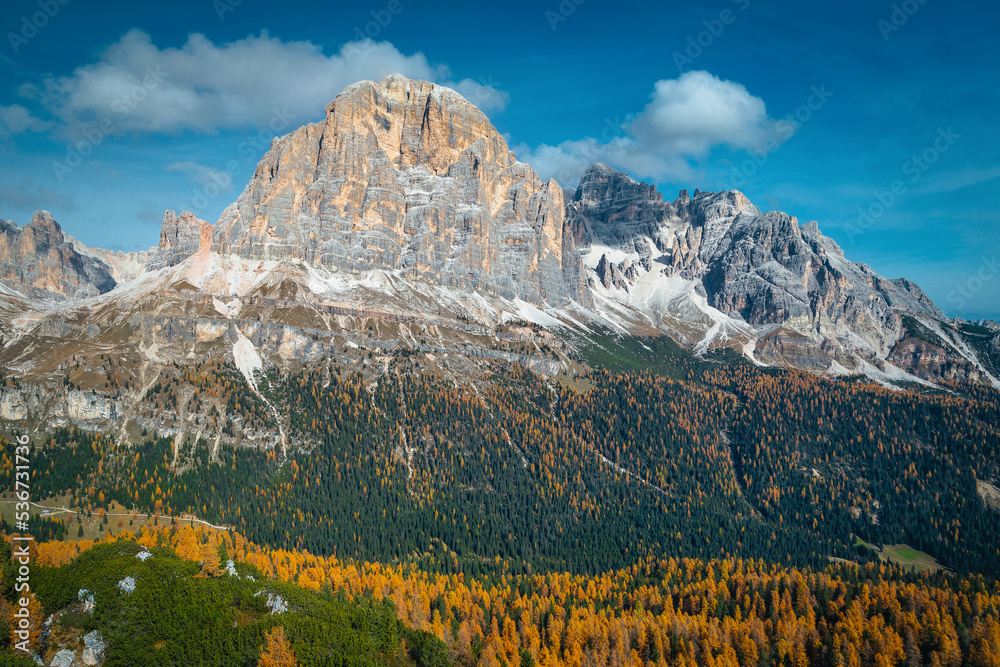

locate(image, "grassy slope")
[[879, 544, 944, 573], [574, 327, 746, 381]]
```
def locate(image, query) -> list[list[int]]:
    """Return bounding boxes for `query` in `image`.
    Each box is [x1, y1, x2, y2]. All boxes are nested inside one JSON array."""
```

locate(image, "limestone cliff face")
[[148, 210, 213, 269], [887, 336, 985, 384], [566, 163, 674, 260], [566, 163, 953, 372], [4, 82, 988, 386], [0, 211, 116, 299], [211, 75, 586, 305], [694, 202, 943, 340]]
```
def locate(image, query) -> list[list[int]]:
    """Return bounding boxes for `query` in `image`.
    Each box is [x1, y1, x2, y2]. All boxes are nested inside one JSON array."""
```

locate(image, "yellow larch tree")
[[259, 626, 298, 667]]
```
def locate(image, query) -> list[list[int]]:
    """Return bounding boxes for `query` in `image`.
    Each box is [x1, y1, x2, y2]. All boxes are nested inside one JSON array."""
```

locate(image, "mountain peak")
[[149, 210, 212, 269], [688, 189, 759, 223], [210, 72, 586, 305], [584, 162, 626, 177], [575, 162, 662, 204], [317, 73, 507, 177], [0, 211, 115, 299], [27, 209, 64, 240]]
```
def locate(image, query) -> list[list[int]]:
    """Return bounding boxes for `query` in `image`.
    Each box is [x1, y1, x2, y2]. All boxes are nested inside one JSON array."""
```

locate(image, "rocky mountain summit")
[[563, 163, 991, 382], [0, 75, 996, 399], [148, 210, 213, 269], [209, 74, 586, 305], [0, 210, 117, 299]]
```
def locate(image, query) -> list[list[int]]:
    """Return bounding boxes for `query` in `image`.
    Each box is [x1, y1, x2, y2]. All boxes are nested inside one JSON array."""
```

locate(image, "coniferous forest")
[[2, 343, 1000, 666]]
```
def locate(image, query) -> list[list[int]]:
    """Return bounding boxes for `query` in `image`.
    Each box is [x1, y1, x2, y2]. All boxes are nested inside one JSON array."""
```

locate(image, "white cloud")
[[448, 77, 510, 115], [626, 71, 786, 157], [24, 30, 509, 136], [512, 136, 697, 190], [514, 71, 791, 188], [0, 104, 50, 137], [166, 161, 235, 191]]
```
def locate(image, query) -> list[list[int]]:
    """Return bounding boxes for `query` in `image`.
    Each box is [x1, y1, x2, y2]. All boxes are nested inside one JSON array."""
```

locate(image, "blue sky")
[[1, 0, 998, 319]]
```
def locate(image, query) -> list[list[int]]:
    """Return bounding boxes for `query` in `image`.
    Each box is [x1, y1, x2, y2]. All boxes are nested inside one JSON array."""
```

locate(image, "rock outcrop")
[[565, 163, 989, 380], [66, 235, 154, 284], [2, 78, 995, 388], [82, 630, 106, 665], [0, 211, 116, 299], [148, 210, 213, 269], [210, 75, 587, 305]]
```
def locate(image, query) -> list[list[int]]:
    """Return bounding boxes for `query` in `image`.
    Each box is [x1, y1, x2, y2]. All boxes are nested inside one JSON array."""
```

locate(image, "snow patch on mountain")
[[187, 252, 287, 296], [915, 314, 1000, 387], [0, 282, 27, 299], [500, 299, 565, 329], [588, 262, 756, 354], [581, 243, 642, 270], [859, 360, 936, 390]]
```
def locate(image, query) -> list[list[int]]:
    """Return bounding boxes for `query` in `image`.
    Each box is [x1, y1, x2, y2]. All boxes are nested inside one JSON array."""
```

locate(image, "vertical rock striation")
[[0, 211, 116, 299], [148, 210, 213, 269], [566, 163, 952, 372], [211, 75, 587, 305]]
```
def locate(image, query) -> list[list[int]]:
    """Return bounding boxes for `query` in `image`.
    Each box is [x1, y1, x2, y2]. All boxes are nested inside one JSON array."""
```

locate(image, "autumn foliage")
[[15, 524, 1000, 667], [259, 626, 299, 667]]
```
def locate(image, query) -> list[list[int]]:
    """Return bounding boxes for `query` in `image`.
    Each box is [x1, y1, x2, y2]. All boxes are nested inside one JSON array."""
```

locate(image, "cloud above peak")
[[626, 71, 786, 157], [21, 30, 509, 138], [514, 70, 792, 188]]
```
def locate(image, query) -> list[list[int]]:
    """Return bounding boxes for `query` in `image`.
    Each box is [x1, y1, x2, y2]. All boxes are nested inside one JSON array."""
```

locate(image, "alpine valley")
[[2, 76, 1000, 667]]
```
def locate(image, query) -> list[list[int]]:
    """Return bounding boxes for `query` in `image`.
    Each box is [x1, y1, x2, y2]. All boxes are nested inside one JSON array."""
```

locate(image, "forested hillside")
[[4, 525, 1000, 667], [3, 345, 998, 578], [0, 534, 448, 666]]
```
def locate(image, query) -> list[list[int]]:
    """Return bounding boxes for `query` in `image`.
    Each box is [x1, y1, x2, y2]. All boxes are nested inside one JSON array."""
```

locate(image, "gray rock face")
[[66, 235, 153, 284], [210, 75, 587, 305], [82, 631, 105, 666], [567, 163, 674, 262], [566, 162, 952, 370], [0, 211, 116, 299], [594, 253, 633, 291], [682, 190, 942, 340], [65, 390, 119, 423], [0, 390, 26, 420], [50, 649, 77, 667], [697, 206, 942, 337], [148, 210, 212, 269]]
